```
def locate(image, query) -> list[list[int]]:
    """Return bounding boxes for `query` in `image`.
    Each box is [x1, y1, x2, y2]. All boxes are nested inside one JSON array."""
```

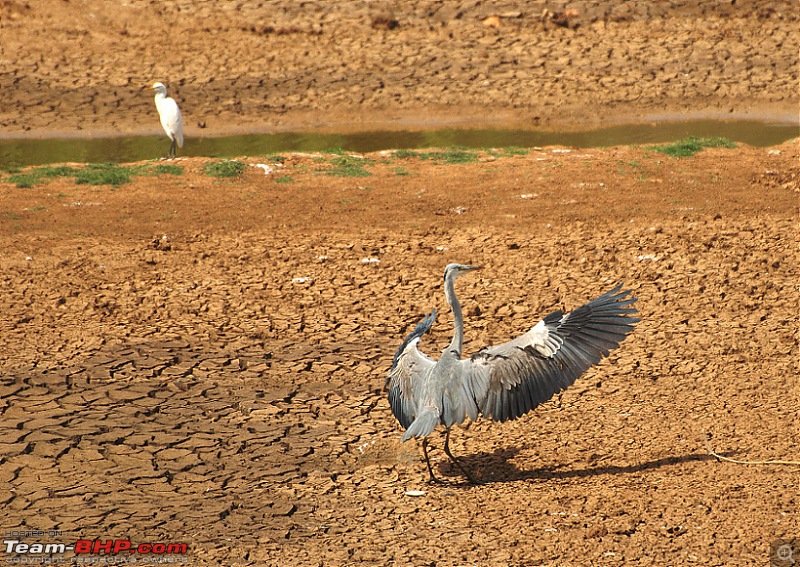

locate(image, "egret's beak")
[[143, 85, 154, 91], [466, 265, 483, 271]]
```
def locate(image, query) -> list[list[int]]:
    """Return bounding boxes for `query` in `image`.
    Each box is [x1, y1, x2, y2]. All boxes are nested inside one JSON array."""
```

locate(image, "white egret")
[[146, 82, 184, 158]]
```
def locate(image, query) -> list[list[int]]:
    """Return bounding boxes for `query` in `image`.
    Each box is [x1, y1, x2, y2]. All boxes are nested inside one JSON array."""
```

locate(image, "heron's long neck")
[[445, 277, 464, 356]]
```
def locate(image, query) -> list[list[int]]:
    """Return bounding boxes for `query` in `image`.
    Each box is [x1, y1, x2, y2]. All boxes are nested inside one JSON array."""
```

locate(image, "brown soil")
[[1, 1, 799, 566], [0, 0, 798, 137]]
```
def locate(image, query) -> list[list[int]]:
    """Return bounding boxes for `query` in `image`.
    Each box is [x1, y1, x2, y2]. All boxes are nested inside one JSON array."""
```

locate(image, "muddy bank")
[[0, 0, 797, 138]]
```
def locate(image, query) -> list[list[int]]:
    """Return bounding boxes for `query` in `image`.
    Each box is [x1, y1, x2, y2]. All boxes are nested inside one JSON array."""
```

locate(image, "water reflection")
[[0, 119, 796, 168]]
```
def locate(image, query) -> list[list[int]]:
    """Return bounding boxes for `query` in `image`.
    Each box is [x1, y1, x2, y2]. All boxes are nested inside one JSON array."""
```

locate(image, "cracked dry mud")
[[1, 141, 798, 565], [0, 0, 797, 136]]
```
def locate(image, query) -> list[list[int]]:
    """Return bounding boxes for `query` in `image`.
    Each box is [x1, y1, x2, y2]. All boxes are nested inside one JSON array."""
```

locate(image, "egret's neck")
[[445, 276, 464, 356]]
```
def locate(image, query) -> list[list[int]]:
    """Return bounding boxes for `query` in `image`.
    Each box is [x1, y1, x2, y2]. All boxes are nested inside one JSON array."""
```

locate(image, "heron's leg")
[[421, 438, 444, 484], [443, 429, 484, 485]]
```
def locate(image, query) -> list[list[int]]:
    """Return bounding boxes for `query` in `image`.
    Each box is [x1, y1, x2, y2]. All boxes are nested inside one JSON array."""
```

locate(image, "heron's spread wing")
[[464, 284, 639, 422], [386, 310, 437, 429]]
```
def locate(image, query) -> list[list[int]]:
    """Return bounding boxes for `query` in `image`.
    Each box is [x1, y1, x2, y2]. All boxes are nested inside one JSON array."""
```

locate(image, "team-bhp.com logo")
[[3, 536, 189, 563], [75, 541, 187, 555]]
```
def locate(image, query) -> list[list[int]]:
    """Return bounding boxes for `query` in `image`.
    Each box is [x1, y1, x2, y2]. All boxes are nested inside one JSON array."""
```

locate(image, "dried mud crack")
[[0, 0, 797, 137], [1, 140, 798, 565]]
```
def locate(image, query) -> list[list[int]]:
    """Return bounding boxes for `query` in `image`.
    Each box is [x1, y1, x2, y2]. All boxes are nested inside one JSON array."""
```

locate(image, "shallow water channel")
[[0, 119, 796, 169]]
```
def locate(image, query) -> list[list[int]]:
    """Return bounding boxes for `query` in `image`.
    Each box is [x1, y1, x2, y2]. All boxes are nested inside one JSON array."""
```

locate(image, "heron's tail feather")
[[401, 408, 439, 442]]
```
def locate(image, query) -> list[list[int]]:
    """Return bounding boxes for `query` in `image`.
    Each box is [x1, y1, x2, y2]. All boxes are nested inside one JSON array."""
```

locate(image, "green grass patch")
[[7, 172, 43, 189], [324, 155, 372, 177], [7, 165, 79, 188], [41, 165, 80, 178], [146, 164, 184, 176], [421, 149, 478, 164], [489, 146, 528, 157], [75, 164, 134, 186], [391, 166, 411, 176], [265, 154, 287, 164], [397, 148, 479, 164], [393, 149, 419, 159], [5, 163, 184, 188], [204, 160, 246, 178], [275, 175, 294, 183], [649, 137, 736, 158]]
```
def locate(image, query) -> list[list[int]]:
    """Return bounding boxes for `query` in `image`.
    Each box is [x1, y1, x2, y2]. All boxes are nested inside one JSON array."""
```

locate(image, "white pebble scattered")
[[404, 490, 426, 497], [361, 257, 380, 265], [252, 163, 273, 175], [64, 201, 102, 207], [356, 440, 376, 454], [519, 193, 538, 199], [636, 254, 659, 261], [291, 277, 313, 284]]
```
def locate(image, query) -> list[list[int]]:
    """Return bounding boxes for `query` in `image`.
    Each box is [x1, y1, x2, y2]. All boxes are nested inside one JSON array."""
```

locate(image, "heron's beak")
[[467, 265, 483, 271]]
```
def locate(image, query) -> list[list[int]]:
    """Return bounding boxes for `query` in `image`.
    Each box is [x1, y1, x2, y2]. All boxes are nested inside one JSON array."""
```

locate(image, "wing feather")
[[386, 310, 437, 429], [464, 285, 639, 423]]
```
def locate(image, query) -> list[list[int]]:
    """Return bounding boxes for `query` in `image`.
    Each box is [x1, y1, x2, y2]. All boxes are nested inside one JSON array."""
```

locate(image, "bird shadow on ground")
[[436, 446, 727, 486]]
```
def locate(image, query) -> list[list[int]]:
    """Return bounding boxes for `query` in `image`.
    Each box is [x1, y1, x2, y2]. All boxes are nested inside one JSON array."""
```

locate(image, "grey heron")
[[146, 82, 184, 158], [387, 263, 639, 484]]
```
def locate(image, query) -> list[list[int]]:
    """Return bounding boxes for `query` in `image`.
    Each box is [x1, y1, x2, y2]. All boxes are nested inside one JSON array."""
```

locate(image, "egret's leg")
[[421, 438, 444, 484], [169, 139, 177, 158], [443, 429, 483, 485]]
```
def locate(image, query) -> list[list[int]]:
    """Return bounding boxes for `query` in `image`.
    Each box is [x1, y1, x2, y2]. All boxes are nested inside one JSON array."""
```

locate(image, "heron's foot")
[[426, 473, 447, 485], [442, 429, 485, 485], [427, 469, 483, 486]]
